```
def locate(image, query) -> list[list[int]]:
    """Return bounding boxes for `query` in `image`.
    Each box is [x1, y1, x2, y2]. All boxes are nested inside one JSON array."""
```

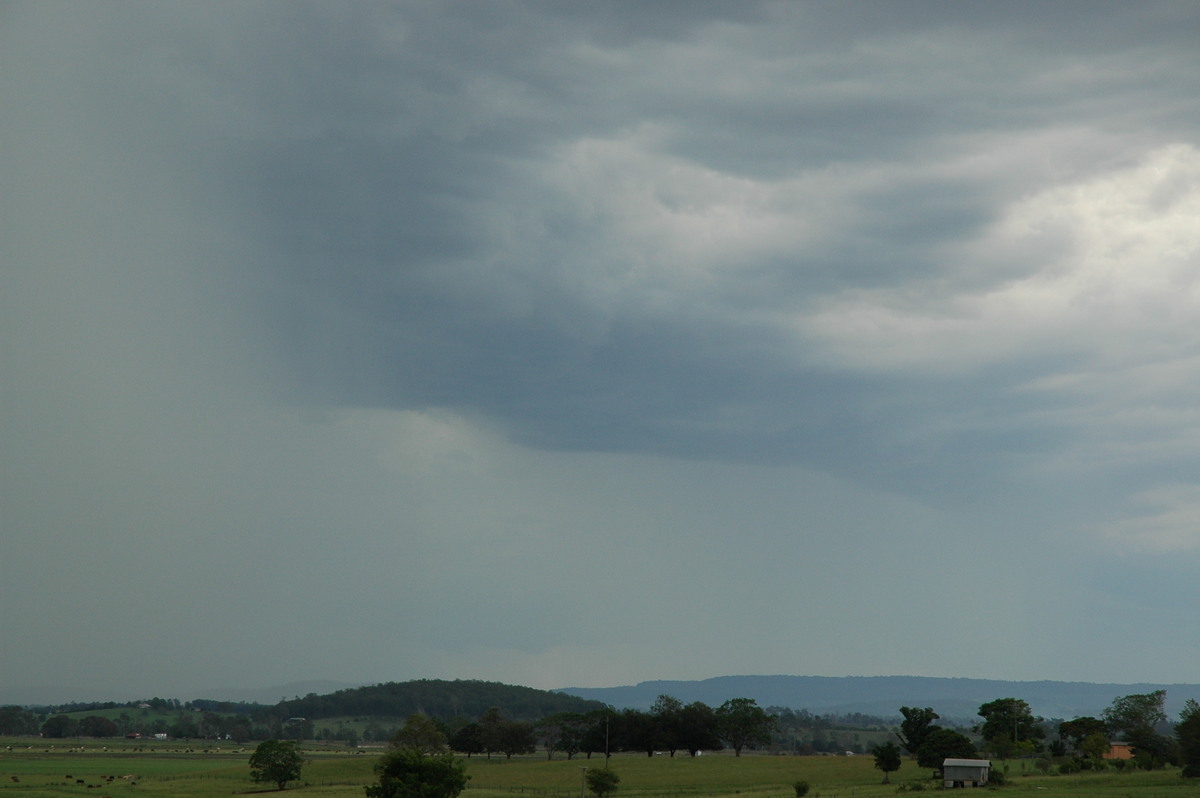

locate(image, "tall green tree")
[[651, 695, 684, 757], [976, 698, 1044, 751], [1081, 732, 1110, 762], [536, 714, 567, 760], [897, 707, 940, 756], [580, 710, 612, 760], [478, 707, 505, 759], [392, 714, 448, 755], [915, 728, 977, 771], [715, 698, 775, 757], [872, 741, 902, 783], [617, 709, 657, 757], [40, 715, 78, 739], [1177, 698, 1200, 779], [554, 712, 588, 760], [1104, 690, 1173, 768], [448, 723, 483, 757], [678, 701, 722, 757], [1058, 716, 1107, 751], [498, 720, 536, 759], [1103, 691, 1167, 739], [249, 739, 305, 790]]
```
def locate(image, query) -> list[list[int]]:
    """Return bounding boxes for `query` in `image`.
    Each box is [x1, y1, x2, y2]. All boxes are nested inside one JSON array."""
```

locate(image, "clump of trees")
[[716, 698, 776, 757], [0, 706, 41, 736], [1102, 690, 1177, 769], [1052, 690, 1183, 772], [975, 698, 1043, 758], [366, 714, 469, 798], [895, 706, 977, 772], [1039, 690, 1200, 777], [442, 696, 774, 761], [769, 707, 889, 755], [1178, 699, 1200, 778]]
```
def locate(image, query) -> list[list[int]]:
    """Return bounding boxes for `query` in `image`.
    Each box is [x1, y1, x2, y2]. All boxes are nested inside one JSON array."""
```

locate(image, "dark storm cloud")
[[149, 1, 1188, 508], [9, 0, 1200, 510], [6, 0, 1200, 697]]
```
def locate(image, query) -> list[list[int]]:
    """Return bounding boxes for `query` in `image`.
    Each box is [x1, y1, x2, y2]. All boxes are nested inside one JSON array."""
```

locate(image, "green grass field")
[[1, 741, 1194, 798]]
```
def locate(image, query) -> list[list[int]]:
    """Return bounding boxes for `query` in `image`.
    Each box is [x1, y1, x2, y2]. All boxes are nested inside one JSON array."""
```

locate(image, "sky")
[[3, 1, 1200, 704]]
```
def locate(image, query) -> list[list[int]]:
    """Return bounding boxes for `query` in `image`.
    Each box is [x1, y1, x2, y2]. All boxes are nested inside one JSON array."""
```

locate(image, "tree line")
[[870, 689, 1200, 782], [243, 690, 1200, 795], [1, 693, 775, 756], [446, 695, 776, 759], [7, 682, 1199, 779]]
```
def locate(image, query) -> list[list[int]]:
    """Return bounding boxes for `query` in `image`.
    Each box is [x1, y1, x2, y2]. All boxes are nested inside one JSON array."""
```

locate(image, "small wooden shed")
[[1104, 742, 1133, 760], [942, 758, 991, 788]]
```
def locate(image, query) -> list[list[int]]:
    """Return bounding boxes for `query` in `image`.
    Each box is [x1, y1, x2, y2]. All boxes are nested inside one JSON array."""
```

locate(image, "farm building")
[[1104, 742, 1133, 760], [942, 758, 991, 788]]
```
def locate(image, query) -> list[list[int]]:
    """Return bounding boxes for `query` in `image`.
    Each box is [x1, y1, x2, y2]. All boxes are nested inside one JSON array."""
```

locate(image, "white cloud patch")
[[539, 126, 832, 293], [797, 143, 1200, 374]]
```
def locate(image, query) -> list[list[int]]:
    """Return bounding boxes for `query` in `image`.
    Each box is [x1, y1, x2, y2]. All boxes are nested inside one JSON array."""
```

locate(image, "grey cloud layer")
[[4, 1, 1200, 696], [192, 3, 1200, 496]]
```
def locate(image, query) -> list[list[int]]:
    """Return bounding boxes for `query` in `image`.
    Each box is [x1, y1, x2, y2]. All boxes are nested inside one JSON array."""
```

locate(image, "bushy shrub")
[[1134, 753, 1158, 771], [365, 750, 467, 798], [792, 781, 809, 797], [1058, 761, 1078, 775], [586, 768, 619, 798], [1034, 758, 1051, 775]]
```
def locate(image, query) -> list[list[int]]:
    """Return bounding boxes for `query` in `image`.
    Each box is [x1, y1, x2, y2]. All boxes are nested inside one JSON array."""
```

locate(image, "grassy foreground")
[[0, 740, 1194, 798]]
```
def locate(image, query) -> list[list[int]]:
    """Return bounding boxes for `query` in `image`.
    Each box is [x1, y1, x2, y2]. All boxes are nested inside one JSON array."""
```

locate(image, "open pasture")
[[1, 743, 1195, 798], [0, 739, 372, 798], [462, 754, 1192, 798]]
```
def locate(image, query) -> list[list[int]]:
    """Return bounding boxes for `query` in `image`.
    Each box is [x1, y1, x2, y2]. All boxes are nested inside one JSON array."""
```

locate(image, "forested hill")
[[557, 675, 1200, 721], [273, 679, 604, 721]]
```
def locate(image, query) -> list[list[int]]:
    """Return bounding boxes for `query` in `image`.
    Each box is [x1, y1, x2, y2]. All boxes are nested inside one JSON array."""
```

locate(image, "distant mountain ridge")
[[557, 675, 1200, 721], [11, 675, 1200, 721]]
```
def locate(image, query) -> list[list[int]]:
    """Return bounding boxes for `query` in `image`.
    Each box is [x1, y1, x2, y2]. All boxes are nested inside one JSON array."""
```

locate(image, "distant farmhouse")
[[1104, 742, 1134, 760], [942, 758, 990, 788]]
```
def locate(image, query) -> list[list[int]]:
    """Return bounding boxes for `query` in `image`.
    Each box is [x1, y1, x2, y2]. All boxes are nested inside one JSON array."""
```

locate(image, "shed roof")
[[943, 759, 991, 768]]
